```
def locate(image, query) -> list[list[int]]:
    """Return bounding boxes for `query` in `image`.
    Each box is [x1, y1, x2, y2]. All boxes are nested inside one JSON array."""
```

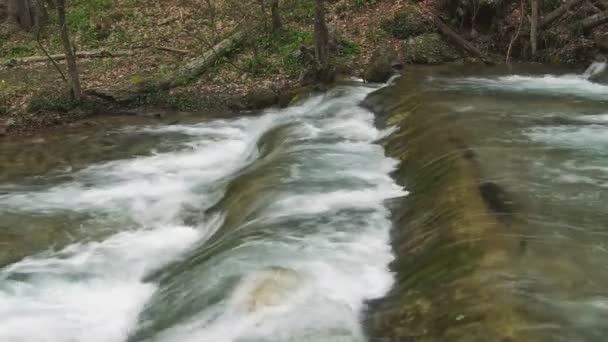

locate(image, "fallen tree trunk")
[[581, 10, 608, 30], [432, 15, 492, 63], [542, 0, 585, 27], [5, 50, 134, 64], [89, 29, 245, 103], [593, 0, 608, 10], [174, 29, 245, 86]]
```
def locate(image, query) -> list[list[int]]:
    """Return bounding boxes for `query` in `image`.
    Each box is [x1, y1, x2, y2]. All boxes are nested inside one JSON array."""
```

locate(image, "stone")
[[363, 47, 399, 83], [403, 33, 460, 65], [243, 88, 279, 110]]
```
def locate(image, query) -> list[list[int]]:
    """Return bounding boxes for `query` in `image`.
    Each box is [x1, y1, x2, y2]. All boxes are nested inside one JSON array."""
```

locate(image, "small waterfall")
[[0, 84, 404, 342], [583, 61, 607, 80]]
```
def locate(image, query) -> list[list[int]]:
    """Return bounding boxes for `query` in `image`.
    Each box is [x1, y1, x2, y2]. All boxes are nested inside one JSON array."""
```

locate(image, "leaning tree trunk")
[[580, 10, 608, 30], [542, 0, 584, 27], [56, 0, 82, 100], [314, 0, 329, 69], [530, 0, 539, 56], [270, 0, 281, 32]]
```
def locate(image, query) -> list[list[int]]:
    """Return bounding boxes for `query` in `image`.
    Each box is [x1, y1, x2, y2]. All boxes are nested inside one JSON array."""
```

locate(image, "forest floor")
[[0, 0, 606, 135]]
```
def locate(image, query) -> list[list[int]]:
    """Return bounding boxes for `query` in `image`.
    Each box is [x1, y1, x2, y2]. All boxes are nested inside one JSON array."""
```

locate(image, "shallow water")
[[0, 84, 404, 341], [400, 65, 608, 341], [2, 65, 608, 341]]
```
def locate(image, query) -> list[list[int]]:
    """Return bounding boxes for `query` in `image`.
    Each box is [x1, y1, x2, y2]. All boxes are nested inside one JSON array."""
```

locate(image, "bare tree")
[[270, 0, 281, 32], [3, 0, 44, 31], [530, 0, 539, 56], [56, 0, 82, 100], [314, 0, 329, 69]]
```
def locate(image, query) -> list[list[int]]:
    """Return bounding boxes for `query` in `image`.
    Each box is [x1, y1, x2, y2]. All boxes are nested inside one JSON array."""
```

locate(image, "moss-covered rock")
[[363, 46, 398, 83], [363, 74, 533, 341], [243, 88, 279, 110], [381, 5, 434, 39], [403, 33, 460, 64]]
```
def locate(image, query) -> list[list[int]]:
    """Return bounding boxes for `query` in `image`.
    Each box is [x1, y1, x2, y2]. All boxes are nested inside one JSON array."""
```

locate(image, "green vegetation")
[[130, 90, 227, 111], [352, 0, 379, 9], [404, 33, 459, 64]]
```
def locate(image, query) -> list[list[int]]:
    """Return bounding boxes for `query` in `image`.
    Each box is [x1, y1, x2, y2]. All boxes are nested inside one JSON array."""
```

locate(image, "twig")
[[155, 46, 191, 54], [506, 0, 525, 65], [35, 23, 67, 83]]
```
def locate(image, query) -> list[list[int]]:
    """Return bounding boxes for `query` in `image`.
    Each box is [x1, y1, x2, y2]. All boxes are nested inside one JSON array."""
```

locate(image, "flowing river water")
[[0, 66, 607, 341]]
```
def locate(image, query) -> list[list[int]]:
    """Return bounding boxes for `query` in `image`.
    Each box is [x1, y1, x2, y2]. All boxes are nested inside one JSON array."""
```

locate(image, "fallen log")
[[542, 0, 585, 27], [432, 15, 492, 64], [593, 0, 608, 10], [156, 29, 245, 89], [4, 50, 134, 64], [155, 46, 191, 55], [89, 29, 245, 103], [581, 10, 608, 30]]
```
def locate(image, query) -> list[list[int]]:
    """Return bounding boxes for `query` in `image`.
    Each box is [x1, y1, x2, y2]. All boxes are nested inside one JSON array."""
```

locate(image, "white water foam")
[[443, 74, 608, 100], [525, 125, 608, 152], [0, 84, 403, 342], [0, 225, 200, 342], [128, 85, 404, 341]]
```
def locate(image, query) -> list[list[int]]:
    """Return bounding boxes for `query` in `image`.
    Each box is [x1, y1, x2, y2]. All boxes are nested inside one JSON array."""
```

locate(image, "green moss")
[[130, 90, 227, 111], [27, 93, 107, 114], [381, 5, 434, 39], [364, 77, 530, 341], [283, 0, 315, 23], [28, 94, 80, 113]]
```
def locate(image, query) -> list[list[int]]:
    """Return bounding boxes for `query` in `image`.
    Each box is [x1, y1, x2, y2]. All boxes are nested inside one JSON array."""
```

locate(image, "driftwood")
[[432, 15, 491, 63], [542, 0, 585, 27], [581, 10, 608, 29], [6, 50, 134, 64]]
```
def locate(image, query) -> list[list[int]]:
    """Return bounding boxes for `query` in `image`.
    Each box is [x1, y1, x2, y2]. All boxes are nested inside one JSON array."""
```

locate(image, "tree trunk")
[[314, 0, 329, 68], [14, 0, 33, 30], [258, 0, 267, 31], [542, 0, 584, 27], [270, 0, 281, 32], [580, 10, 608, 30], [530, 0, 539, 56], [56, 0, 82, 100], [432, 15, 491, 63]]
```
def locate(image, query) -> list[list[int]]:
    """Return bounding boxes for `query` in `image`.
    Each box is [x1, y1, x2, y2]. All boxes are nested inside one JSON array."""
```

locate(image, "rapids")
[[0, 84, 404, 342], [1, 64, 608, 342]]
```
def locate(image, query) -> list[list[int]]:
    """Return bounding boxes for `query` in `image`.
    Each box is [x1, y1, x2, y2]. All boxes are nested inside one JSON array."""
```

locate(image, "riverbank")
[[2, 0, 605, 136]]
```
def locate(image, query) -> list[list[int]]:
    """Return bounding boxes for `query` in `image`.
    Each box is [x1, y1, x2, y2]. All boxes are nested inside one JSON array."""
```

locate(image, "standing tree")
[[530, 0, 539, 56], [56, 0, 82, 100], [2, 0, 45, 31], [270, 0, 281, 32], [314, 0, 329, 72]]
